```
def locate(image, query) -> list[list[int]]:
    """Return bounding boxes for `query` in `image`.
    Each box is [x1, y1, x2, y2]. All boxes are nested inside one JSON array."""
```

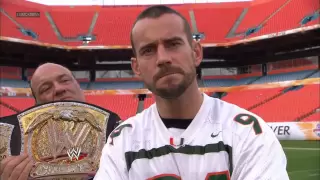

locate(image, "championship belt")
[[16, 101, 110, 180], [0, 123, 14, 161]]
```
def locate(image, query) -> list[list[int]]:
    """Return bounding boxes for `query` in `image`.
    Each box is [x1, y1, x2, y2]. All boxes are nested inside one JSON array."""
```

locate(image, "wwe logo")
[[67, 147, 81, 161]]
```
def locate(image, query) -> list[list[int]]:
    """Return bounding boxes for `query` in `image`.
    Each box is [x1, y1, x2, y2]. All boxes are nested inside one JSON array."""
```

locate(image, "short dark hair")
[[130, 5, 193, 56]]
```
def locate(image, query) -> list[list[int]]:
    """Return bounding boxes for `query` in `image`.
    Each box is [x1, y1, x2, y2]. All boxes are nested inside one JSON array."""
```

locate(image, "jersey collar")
[[152, 93, 213, 146]]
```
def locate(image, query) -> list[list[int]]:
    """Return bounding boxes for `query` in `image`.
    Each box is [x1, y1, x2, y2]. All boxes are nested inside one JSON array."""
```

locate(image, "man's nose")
[[156, 45, 172, 66], [53, 83, 66, 96]]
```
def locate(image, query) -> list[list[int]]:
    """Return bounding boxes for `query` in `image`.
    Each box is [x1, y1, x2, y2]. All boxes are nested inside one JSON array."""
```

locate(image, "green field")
[[281, 141, 320, 180]]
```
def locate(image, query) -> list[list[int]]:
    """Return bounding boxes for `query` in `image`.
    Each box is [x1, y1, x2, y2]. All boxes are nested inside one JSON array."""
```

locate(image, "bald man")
[[30, 63, 86, 104], [0, 63, 122, 180]]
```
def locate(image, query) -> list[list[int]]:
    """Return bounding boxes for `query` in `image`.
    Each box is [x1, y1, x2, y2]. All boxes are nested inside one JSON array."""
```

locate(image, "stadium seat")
[[90, 81, 144, 90], [0, 97, 35, 111], [86, 94, 138, 120], [1, 0, 317, 45], [92, 8, 141, 46], [309, 71, 320, 78], [222, 87, 283, 109], [253, 70, 314, 84], [203, 79, 235, 87], [144, 95, 155, 109], [0, 67, 21, 79], [236, 0, 288, 37], [232, 76, 260, 86], [258, 0, 319, 35], [0, 104, 17, 117], [302, 111, 320, 122], [203, 76, 262, 87], [195, 7, 243, 43], [79, 82, 89, 90], [250, 84, 320, 122], [0, 10, 34, 41], [2, 3, 60, 44], [49, 10, 95, 46], [0, 79, 30, 88]]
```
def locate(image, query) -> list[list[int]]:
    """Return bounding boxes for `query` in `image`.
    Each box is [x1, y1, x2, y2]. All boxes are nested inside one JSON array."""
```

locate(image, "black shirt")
[[161, 118, 192, 129]]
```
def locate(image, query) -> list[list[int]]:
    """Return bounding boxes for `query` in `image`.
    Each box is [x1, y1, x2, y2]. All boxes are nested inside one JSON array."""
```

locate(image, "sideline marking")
[[288, 169, 319, 174], [284, 147, 320, 151]]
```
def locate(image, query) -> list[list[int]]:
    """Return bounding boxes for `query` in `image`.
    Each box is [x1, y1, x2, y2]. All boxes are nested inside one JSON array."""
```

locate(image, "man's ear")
[[192, 40, 203, 67], [131, 57, 141, 77]]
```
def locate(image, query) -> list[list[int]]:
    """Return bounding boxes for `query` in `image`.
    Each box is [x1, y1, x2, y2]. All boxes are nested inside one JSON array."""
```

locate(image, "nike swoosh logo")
[[211, 131, 221, 138]]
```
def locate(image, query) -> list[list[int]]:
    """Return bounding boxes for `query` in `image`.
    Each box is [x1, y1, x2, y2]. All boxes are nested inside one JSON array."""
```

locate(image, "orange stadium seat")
[[92, 8, 141, 46], [0, 104, 17, 117], [195, 7, 243, 43], [1, 0, 318, 45], [0, 95, 139, 120], [221, 87, 283, 109], [250, 84, 320, 122], [92, 7, 191, 46], [302, 111, 320, 122], [0, 10, 34, 41], [50, 10, 95, 46], [0, 85, 319, 123], [236, 0, 288, 35], [258, 0, 319, 35], [1, 2, 59, 44], [50, 10, 94, 37], [144, 95, 155, 109], [0, 97, 35, 111], [86, 94, 139, 120], [0, 67, 21, 79]]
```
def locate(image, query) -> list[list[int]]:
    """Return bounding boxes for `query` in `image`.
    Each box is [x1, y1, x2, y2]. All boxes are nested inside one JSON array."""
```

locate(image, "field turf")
[[281, 140, 320, 180]]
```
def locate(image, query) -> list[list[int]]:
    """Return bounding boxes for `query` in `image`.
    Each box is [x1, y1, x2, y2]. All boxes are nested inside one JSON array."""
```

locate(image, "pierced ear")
[[131, 57, 141, 77]]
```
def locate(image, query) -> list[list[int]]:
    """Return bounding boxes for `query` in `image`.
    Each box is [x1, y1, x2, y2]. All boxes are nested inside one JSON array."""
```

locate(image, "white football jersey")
[[94, 93, 289, 180]]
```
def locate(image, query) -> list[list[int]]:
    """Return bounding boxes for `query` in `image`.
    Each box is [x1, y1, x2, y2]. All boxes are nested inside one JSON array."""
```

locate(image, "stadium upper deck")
[[0, 0, 319, 47]]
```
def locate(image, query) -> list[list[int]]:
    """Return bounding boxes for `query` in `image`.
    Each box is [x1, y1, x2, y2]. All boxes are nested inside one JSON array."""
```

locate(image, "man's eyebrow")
[[139, 36, 184, 51], [37, 74, 70, 89], [163, 36, 184, 43], [57, 74, 70, 79], [37, 82, 50, 94]]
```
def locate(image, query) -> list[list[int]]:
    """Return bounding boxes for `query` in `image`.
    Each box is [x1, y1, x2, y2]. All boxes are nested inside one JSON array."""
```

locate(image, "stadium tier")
[[0, 97, 35, 111], [1, 68, 319, 122], [248, 0, 319, 36], [86, 95, 139, 120], [1, 0, 319, 46], [222, 87, 284, 109], [1, 3, 60, 44], [91, 81, 144, 90], [303, 111, 320, 122], [203, 69, 317, 87], [0, 79, 30, 88], [250, 84, 319, 122], [0, 104, 16, 117]]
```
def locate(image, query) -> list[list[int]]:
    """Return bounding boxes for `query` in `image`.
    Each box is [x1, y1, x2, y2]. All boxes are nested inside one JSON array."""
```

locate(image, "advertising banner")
[[268, 121, 320, 140]]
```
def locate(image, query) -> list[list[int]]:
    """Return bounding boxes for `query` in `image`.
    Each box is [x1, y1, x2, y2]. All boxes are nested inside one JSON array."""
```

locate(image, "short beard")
[[146, 69, 196, 99]]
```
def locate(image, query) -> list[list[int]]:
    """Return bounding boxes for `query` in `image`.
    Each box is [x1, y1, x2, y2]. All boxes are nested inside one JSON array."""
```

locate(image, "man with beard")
[[94, 5, 289, 180], [0, 63, 122, 180]]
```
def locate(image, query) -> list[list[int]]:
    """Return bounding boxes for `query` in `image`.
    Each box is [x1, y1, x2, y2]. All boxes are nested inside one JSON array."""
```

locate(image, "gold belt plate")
[[17, 101, 110, 180], [0, 123, 14, 162]]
